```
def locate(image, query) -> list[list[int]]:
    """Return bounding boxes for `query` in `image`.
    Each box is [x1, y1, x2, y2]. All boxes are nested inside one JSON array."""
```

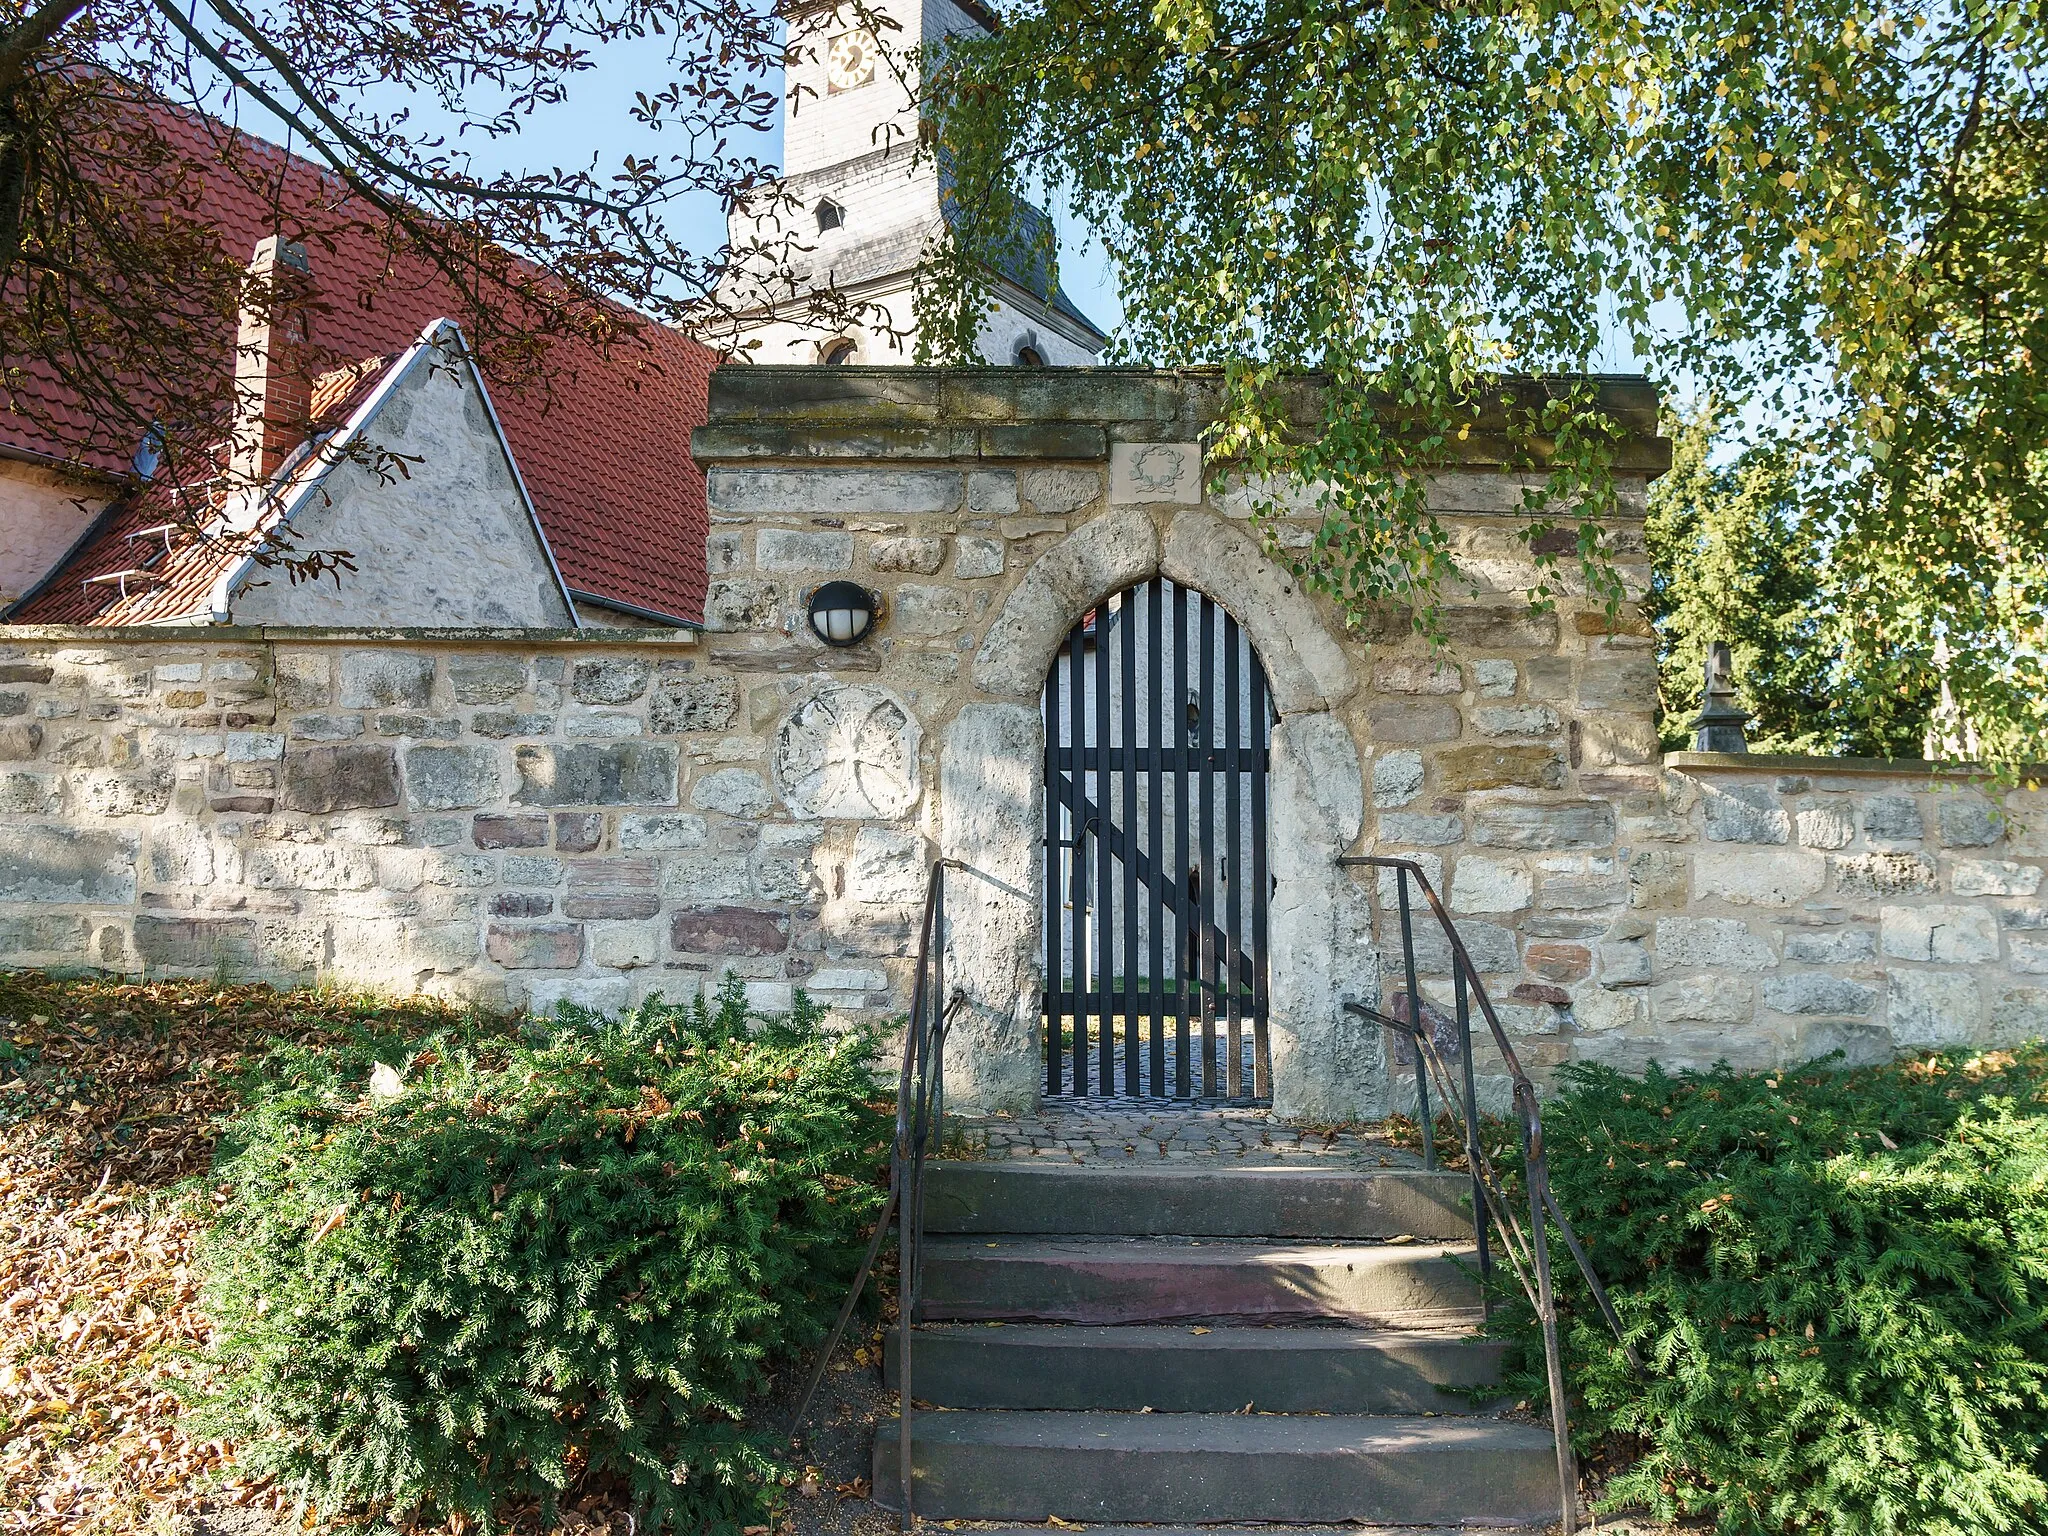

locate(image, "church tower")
[[717, 0, 1106, 365]]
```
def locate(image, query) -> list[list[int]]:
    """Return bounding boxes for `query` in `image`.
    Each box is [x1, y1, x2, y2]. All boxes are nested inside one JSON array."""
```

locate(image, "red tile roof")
[[24, 474, 247, 627], [4, 105, 717, 624], [9, 350, 416, 627]]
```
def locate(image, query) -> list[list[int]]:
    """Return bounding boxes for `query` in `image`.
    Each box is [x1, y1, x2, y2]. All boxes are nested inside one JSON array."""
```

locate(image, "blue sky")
[[291, 37, 1679, 380], [299, 38, 1128, 340]]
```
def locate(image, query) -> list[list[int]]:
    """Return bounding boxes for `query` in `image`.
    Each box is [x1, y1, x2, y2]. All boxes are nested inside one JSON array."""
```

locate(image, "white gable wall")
[[230, 341, 574, 628], [0, 459, 111, 607]]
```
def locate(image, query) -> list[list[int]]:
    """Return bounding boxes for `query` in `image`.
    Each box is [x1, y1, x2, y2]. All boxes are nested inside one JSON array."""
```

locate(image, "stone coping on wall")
[[0, 625, 697, 647], [1667, 751, 2045, 783], [694, 366, 1673, 474]]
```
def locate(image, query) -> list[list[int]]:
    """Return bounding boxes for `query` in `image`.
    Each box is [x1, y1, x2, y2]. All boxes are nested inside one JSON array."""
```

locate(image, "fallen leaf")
[[0, 974, 500, 1536]]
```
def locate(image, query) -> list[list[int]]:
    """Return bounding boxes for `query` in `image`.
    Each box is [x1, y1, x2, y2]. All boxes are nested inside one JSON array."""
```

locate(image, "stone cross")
[[1688, 640, 1750, 753]]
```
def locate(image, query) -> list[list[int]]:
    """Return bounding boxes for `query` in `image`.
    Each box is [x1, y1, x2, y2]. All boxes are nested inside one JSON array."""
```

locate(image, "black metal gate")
[[1042, 578, 1274, 1102]]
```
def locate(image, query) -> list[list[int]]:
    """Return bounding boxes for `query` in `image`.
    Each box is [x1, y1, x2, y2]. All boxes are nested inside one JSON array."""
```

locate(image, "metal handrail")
[[786, 858, 964, 1530], [1336, 855, 1641, 1535]]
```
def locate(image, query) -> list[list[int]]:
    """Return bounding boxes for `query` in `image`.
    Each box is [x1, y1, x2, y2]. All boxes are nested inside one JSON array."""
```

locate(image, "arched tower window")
[[815, 198, 846, 233]]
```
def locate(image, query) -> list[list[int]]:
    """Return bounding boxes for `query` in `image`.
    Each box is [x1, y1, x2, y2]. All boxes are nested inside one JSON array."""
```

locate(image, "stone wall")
[[1582, 755, 2048, 1072], [0, 627, 877, 1021], [3, 368, 2043, 1119]]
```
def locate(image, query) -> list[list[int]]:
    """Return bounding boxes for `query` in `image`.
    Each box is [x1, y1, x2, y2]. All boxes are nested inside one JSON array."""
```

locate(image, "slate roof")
[[3, 104, 716, 625]]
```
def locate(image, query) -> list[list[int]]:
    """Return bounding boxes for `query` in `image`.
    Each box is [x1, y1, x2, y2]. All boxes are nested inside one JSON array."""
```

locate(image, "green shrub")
[[1494, 1048, 2048, 1536], [194, 979, 890, 1533]]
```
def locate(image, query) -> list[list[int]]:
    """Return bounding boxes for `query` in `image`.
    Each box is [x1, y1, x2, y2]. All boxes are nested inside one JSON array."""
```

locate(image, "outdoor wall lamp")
[[807, 581, 880, 647]]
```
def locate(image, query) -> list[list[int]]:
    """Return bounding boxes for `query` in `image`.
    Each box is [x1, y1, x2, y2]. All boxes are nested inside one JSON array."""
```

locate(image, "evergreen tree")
[[1644, 406, 1938, 756]]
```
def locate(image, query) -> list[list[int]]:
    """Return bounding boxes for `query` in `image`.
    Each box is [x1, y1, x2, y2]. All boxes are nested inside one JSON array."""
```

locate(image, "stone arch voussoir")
[[971, 506, 1159, 701], [947, 506, 1381, 1119], [971, 507, 1356, 715]]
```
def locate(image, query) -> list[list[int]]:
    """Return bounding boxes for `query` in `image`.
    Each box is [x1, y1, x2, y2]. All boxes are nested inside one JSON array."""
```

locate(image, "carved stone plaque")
[[1109, 441, 1203, 505], [772, 684, 922, 820]]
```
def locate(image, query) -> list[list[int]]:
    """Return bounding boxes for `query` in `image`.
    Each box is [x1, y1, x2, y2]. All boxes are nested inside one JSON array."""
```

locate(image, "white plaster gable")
[[225, 323, 578, 628], [0, 459, 109, 607]]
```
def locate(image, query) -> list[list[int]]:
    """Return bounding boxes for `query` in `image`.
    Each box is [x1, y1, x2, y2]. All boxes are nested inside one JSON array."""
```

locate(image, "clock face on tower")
[[826, 28, 877, 91]]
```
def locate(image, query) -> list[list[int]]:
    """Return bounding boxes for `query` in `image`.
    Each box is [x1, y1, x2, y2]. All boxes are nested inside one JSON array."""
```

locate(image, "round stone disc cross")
[[772, 684, 922, 820]]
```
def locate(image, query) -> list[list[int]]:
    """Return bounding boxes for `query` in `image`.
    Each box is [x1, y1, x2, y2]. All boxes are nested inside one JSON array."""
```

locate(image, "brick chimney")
[[229, 236, 313, 487]]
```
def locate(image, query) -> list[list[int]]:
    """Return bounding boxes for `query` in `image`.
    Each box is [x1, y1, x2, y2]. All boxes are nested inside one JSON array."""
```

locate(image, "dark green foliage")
[[919, 0, 2048, 766], [194, 978, 891, 1533], [1644, 404, 1939, 757], [1492, 1049, 2048, 1535]]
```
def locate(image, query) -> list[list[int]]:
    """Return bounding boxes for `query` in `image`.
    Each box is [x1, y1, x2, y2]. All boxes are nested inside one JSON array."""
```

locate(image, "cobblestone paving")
[[950, 1099, 1427, 1165]]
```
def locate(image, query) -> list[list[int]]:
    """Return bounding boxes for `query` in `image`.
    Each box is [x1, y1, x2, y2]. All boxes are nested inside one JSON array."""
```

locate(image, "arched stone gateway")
[[939, 509, 1380, 1121], [18, 372, 2039, 1116], [1040, 577, 1276, 1103]]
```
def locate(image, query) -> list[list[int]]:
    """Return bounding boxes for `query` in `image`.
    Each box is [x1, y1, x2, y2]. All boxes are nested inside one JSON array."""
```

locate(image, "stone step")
[[922, 1160, 1473, 1240], [950, 1525, 1538, 1536], [916, 1237, 1482, 1325], [885, 1323, 1504, 1413], [870, 1409, 1560, 1524]]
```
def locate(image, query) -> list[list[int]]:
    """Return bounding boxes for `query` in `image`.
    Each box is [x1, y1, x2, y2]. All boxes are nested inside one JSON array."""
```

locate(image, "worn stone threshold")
[[950, 1103, 1427, 1167]]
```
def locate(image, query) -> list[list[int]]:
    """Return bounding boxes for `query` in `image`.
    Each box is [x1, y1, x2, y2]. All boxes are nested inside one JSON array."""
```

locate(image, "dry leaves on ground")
[[0, 974, 472, 1536]]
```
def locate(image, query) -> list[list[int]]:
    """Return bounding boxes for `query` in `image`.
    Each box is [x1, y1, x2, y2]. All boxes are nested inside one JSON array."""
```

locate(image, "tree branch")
[[0, 0, 91, 90]]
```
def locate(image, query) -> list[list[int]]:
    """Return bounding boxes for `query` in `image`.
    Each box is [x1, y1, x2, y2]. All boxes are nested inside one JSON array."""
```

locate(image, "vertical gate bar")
[[1398, 871, 1435, 1169], [1171, 581, 1192, 1097], [1044, 632, 1062, 1095], [896, 1110, 914, 1528], [934, 865, 947, 1164], [1223, 611, 1243, 1099], [1094, 604, 1114, 1095], [1197, 594, 1218, 1099], [1120, 589, 1141, 1095], [1248, 659, 1272, 1100], [1146, 579, 1167, 1095], [1068, 621, 1088, 1096], [920, 870, 944, 1305]]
